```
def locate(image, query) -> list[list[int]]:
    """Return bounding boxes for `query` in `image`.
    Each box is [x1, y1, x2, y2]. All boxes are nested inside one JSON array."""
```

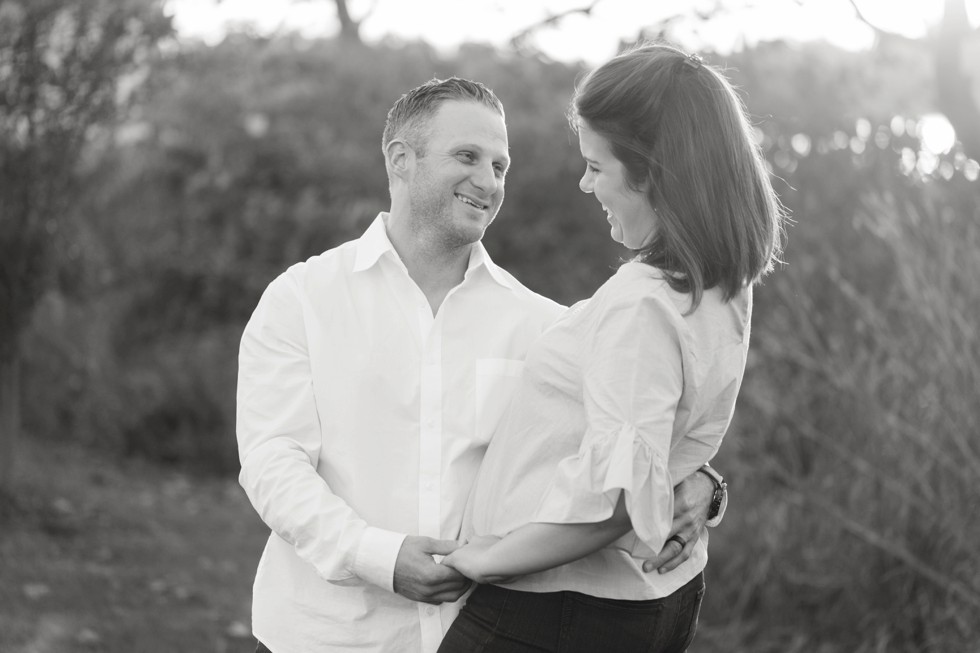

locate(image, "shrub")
[[700, 144, 980, 651]]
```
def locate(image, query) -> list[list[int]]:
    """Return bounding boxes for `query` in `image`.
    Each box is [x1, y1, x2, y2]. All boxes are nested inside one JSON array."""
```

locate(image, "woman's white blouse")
[[463, 261, 752, 599]]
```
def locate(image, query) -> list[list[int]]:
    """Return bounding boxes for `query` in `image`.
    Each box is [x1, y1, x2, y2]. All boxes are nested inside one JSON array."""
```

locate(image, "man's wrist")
[[353, 527, 407, 592], [697, 464, 728, 527]]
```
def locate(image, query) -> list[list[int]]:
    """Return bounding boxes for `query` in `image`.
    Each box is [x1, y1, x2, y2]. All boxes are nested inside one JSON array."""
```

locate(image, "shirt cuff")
[[352, 527, 407, 592]]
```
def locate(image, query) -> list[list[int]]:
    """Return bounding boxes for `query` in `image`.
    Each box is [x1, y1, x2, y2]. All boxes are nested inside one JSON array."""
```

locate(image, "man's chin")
[[457, 211, 495, 237], [442, 222, 489, 250]]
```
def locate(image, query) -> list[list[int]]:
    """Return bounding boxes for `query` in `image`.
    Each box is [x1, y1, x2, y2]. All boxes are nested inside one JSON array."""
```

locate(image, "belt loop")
[[557, 591, 574, 652]]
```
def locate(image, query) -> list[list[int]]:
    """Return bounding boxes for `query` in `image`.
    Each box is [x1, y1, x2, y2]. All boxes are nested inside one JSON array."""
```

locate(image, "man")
[[237, 77, 723, 653]]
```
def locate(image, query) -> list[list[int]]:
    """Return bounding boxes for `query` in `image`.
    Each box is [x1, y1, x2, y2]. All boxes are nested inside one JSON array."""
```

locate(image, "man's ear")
[[385, 139, 414, 181]]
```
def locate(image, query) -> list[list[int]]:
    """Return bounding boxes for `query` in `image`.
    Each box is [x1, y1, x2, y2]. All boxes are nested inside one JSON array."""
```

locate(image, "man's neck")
[[385, 215, 473, 316], [408, 248, 471, 316]]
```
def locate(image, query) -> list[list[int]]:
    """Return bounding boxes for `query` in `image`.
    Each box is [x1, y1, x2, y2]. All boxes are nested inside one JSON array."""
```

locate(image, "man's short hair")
[[382, 77, 505, 156]]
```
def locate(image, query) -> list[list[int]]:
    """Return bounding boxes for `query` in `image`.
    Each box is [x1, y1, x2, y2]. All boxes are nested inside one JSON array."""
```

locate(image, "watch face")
[[708, 493, 722, 519], [708, 483, 726, 519]]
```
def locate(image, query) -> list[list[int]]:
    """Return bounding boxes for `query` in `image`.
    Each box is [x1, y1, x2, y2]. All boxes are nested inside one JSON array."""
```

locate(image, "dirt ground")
[[0, 436, 269, 653]]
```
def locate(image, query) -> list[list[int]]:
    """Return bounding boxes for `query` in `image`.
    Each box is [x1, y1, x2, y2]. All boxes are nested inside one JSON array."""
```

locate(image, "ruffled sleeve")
[[531, 284, 684, 557]]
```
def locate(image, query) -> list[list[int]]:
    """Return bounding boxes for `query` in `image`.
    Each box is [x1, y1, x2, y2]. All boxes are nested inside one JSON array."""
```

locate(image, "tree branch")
[[509, 1, 602, 52], [844, 0, 916, 43]]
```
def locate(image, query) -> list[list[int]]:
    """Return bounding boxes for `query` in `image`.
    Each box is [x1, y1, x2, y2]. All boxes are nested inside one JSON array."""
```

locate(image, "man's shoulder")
[[489, 266, 565, 317], [272, 239, 359, 286]]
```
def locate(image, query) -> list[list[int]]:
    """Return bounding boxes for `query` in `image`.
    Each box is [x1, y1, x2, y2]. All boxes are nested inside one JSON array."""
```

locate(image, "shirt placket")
[[417, 301, 444, 650]]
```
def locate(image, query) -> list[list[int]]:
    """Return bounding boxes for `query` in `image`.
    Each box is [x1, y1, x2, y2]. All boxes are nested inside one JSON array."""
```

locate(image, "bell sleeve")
[[531, 289, 684, 557]]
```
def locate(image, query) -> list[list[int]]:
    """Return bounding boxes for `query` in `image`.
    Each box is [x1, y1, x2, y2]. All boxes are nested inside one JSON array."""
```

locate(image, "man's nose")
[[472, 162, 499, 192]]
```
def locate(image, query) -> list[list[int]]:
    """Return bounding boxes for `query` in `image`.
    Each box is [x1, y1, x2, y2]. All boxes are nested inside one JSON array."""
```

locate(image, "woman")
[[438, 43, 785, 652]]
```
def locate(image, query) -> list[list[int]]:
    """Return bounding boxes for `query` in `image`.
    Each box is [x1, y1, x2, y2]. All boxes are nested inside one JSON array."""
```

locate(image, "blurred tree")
[[332, 0, 364, 43], [277, 0, 376, 44], [847, 0, 980, 160], [0, 0, 171, 491], [514, 0, 979, 160]]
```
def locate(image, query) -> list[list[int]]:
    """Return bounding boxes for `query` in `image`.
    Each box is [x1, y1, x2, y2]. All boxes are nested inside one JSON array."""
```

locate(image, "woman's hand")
[[441, 535, 517, 585]]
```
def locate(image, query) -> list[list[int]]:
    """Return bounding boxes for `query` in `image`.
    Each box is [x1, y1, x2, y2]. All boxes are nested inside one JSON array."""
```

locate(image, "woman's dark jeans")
[[438, 572, 704, 653]]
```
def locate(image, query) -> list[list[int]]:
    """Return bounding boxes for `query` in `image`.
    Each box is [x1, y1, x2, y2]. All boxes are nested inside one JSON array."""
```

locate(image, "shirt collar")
[[353, 212, 514, 291], [352, 213, 397, 272], [466, 240, 515, 290]]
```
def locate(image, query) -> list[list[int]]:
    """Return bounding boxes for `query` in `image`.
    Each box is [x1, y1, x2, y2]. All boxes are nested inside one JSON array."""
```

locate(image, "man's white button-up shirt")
[[237, 214, 563, 653]]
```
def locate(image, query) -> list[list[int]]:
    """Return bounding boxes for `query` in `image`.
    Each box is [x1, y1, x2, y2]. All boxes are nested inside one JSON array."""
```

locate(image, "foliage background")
[[2, 0, 979, 651]]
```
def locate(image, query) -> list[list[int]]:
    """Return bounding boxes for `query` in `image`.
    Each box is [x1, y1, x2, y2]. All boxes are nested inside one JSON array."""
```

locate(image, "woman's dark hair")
[[570, 42, 785, 309]]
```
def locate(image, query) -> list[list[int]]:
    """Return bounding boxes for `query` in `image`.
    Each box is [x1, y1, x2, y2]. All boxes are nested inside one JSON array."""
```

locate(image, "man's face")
[[407, 100, 510, 249]]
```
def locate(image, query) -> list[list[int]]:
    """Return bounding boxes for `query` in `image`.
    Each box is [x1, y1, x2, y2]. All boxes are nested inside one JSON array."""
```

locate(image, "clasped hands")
[[392, 472, 714, 604], [392, 535, 471, 605], [393, 510, 705, 605], [391, 534, 524, 607]]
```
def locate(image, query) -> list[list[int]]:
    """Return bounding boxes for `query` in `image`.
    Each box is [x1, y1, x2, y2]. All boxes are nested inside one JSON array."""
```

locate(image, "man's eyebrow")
[[456, 142, 506, 154]]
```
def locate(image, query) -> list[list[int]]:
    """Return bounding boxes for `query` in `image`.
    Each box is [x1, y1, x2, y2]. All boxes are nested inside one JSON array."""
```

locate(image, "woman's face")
[[577, 122, 657, 249]]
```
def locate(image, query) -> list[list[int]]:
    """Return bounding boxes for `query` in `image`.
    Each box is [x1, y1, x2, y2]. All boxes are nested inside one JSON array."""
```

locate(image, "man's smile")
[[455, 192, 489, 210]]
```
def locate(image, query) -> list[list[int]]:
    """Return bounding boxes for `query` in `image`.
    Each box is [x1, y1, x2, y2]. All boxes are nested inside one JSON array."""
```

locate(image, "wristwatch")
[[698, 464, 728, 527]]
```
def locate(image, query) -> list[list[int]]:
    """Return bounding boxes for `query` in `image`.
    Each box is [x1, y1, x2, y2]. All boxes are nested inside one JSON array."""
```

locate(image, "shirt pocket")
[[475, 358, 525, 443]]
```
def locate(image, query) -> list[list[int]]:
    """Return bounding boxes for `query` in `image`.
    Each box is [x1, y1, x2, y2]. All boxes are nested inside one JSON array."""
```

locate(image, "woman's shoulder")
[[600, 260, 670, 295], [597, 261, 751, 337], [598, 261, 684, 313], [589, 262, 684, 327]]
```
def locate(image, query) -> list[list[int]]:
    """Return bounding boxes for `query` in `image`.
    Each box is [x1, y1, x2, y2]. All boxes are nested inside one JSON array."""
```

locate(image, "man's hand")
[[642, 470, 714, 574], [393, 536, 472, 604]]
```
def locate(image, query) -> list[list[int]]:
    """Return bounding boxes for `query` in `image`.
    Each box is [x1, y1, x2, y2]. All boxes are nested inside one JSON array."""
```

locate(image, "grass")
[[0, 435, 269, 653]]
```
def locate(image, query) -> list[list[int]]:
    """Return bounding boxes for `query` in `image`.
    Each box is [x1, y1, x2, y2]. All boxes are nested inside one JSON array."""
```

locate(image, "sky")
[[166, 0, 980, 65]]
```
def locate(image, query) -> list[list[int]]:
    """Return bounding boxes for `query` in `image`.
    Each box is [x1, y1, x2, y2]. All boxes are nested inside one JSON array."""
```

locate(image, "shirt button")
[[426, 606, 436, 616]]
